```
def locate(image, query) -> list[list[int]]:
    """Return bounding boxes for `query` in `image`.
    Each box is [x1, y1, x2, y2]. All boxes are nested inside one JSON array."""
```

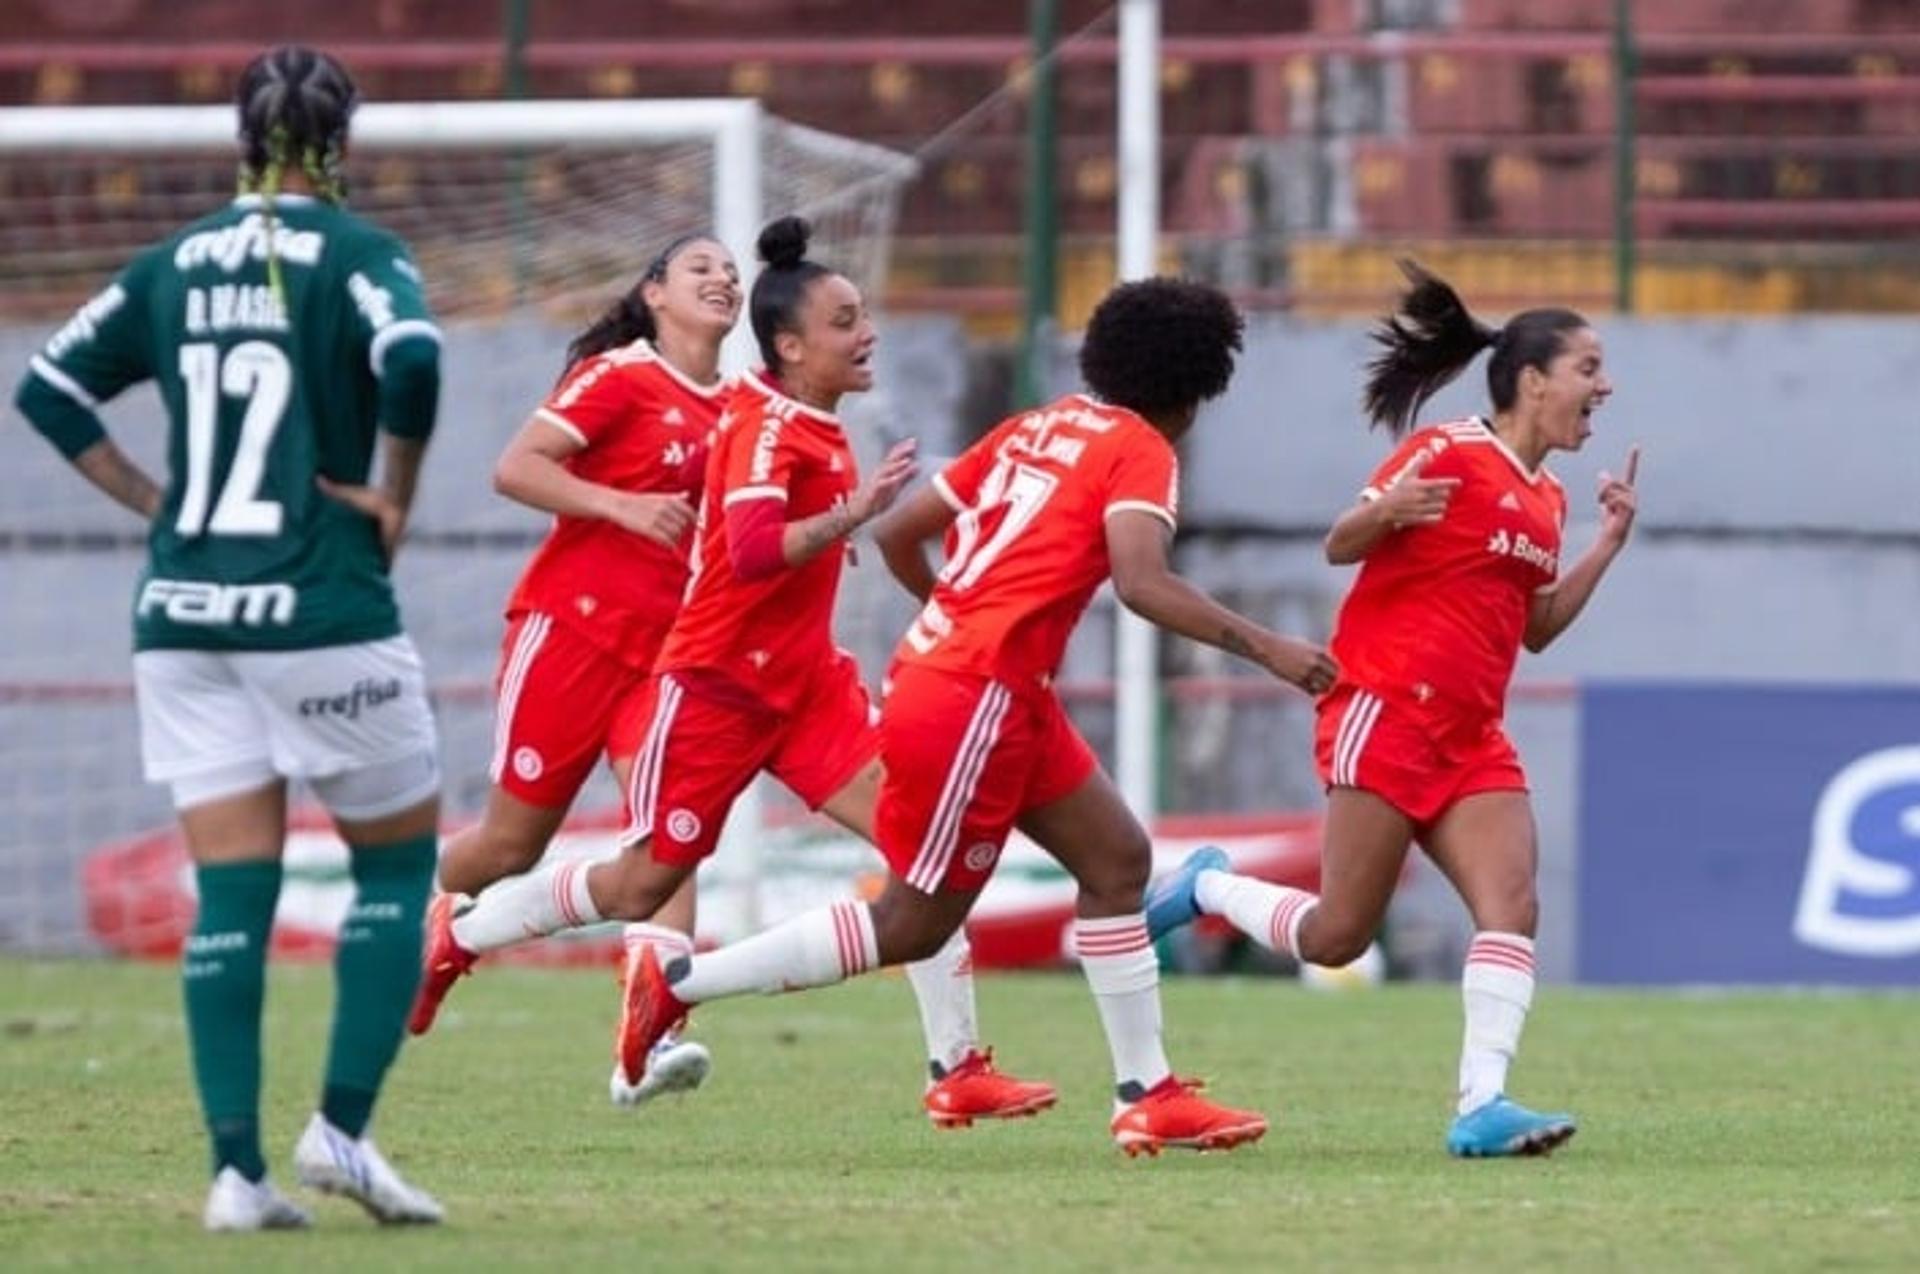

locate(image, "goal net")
[[0, 99, 918, 956]]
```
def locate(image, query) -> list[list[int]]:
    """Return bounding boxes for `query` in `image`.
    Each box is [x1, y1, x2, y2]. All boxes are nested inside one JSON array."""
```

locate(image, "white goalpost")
[[0, 99, 917, 954]]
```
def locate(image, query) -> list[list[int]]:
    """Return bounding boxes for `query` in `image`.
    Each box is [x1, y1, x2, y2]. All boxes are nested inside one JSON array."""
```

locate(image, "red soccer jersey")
[[506, 339, 722, 668], [1329, 416, 1568, 729], [896, 394, 1180, 689], [654, 369, 862, 711]]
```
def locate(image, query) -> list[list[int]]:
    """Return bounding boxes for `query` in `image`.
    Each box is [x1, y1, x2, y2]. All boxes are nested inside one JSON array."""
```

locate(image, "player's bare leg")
[[436, 787, 567, 897], [1024, 771, 1267, 1156], [1161, 787, 1410, 965], [1423, 792, 1574, 1157]]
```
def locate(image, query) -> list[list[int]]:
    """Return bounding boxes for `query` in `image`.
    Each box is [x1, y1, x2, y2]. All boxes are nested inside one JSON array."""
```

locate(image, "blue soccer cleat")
[[1446, 1096, 1577, 1158], [1144, 845, 1231, 939]]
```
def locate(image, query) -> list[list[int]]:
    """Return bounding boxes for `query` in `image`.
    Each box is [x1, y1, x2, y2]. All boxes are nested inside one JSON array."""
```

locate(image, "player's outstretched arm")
[[871, 483, 956, 602], [1524, 445, 1639, 652], [1108, 510, 1336, 695]]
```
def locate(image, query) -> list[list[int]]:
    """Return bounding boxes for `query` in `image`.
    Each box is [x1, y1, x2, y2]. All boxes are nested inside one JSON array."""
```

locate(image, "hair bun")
[[756, 215, 812, 270]]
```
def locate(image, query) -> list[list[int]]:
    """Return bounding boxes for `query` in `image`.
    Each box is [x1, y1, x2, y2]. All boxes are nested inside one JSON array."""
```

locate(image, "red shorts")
[[622, 652, 880, 866], [491, 611, 651, 807], [1313, 681, 1527, 827], [874, 664, 1099, 895]]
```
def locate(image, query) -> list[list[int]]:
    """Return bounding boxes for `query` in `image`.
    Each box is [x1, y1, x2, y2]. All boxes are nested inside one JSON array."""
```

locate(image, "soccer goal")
[[0, 99, 918, 955]]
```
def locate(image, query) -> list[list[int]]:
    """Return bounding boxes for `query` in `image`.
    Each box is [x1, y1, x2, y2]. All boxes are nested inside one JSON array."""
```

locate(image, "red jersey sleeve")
[[1101, 429, 1179, 531], [535, 356, 644, 448], [931, 418, 1017, 513], [720, 405, 800, 510], [1357, 427, 1453, 503]]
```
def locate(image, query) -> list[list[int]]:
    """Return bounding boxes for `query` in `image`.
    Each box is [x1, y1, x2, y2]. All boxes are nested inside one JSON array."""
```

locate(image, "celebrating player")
[[404, 234, 739, 1108], [615, 277, 1338, 1155], [413, 216, 1056, 1127], [13, 46, 444, 1229], [1147, 261, 1637, 1158]]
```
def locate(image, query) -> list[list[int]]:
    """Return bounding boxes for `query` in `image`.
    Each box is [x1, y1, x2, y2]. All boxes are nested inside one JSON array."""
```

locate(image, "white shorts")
[[134, 636, 440, 812]]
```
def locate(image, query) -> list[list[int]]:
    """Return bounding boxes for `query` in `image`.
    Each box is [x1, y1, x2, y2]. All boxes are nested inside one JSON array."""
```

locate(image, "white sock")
[[904, 927, 979, 1076], [1458, 931, 1536, 1115], [1074, 914, 1170, 1099], [1194, 869, 1319, 958], [672, 900, 878, 1004], [450, 857, 602, 954], [623, 921, 693, 965]]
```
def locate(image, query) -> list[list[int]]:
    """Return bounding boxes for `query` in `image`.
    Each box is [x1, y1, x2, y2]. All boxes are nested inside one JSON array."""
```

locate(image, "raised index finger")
[[1622, 444, 1640, 487]]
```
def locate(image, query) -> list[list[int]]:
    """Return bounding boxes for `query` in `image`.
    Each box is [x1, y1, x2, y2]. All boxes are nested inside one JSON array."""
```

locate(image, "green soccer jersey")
[[23, 193, 440, 652]]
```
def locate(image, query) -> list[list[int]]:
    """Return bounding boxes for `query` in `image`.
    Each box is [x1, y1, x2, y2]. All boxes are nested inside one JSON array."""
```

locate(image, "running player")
[[614, 277, 1338, 1155], [411, 216, 1056, 1127], [13, 46, 444, 1229], [403, 233, 736, 1107], [1147, 261, 1637, 1158]]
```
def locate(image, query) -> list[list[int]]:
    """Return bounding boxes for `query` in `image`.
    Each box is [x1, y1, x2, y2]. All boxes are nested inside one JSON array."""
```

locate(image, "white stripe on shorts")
[[489, 612, 552, 782], [1333, 690, 1383, 787], [906, 681, 1013, 893], [624, 674, 685, 845]]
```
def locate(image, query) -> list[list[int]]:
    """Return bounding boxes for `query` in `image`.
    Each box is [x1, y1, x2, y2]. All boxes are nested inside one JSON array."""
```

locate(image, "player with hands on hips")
[[13, 45, 447, 1230]]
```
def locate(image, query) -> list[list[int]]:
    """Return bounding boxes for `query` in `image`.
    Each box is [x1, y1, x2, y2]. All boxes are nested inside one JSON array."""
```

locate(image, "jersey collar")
[[744, 368, 842, 427], [1467, 415, 1548, 486], [627, 338, 726, 399]]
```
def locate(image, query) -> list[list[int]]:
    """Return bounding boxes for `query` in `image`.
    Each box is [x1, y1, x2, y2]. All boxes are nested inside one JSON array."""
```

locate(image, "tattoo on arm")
[[788, 505, 858, 565], [1218, 625, 1256, 660]]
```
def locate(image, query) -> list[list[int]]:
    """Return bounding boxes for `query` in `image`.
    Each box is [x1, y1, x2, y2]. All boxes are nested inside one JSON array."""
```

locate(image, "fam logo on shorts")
[[512, 746, 545, 782], [962, 841, 999, 873], [666, 808, 703, 844]]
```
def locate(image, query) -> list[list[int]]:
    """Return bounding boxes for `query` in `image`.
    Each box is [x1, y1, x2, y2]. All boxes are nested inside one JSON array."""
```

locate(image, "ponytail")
[[560, 290, 656, 381], [1362, 260, 1498, 437]]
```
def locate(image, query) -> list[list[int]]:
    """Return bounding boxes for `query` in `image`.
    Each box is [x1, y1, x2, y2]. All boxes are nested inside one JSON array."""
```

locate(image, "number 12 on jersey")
[[176, 340, 291, 537], [941, 459, 1059, 591]]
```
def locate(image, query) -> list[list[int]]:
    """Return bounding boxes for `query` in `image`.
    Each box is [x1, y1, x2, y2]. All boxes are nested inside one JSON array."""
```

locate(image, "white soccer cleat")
[[292, 1113, 444, 1225], [202, 1166, 312, 1232], [609, 1032, 713, 1108]]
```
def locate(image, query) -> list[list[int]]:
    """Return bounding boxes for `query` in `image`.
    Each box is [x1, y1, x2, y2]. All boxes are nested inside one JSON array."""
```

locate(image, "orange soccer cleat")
[[923, 1048, 1059, 1129], [407, 892, 478, 1036], [1110, 1075, 1268, 1157], [614, 941, 690, 1087]]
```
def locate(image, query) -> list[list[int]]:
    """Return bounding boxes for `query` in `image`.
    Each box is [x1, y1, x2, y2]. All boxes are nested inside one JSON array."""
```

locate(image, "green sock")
[[320, 834, 435, 1137], [183, 860, 282, 1182]]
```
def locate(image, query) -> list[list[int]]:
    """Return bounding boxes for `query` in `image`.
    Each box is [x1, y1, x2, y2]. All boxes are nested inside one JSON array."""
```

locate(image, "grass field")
[[3, 958, 1916, 1271]]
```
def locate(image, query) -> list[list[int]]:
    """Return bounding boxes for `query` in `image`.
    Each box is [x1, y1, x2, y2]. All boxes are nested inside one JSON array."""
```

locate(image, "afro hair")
[[1078, 278, 1243, 419]]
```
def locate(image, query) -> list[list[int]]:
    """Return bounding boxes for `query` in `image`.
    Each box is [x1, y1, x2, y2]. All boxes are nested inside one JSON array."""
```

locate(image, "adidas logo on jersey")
[[1486, 528, 1558, 574], [1498, 491, 1522, 511], [663, 407, 686, 426]]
